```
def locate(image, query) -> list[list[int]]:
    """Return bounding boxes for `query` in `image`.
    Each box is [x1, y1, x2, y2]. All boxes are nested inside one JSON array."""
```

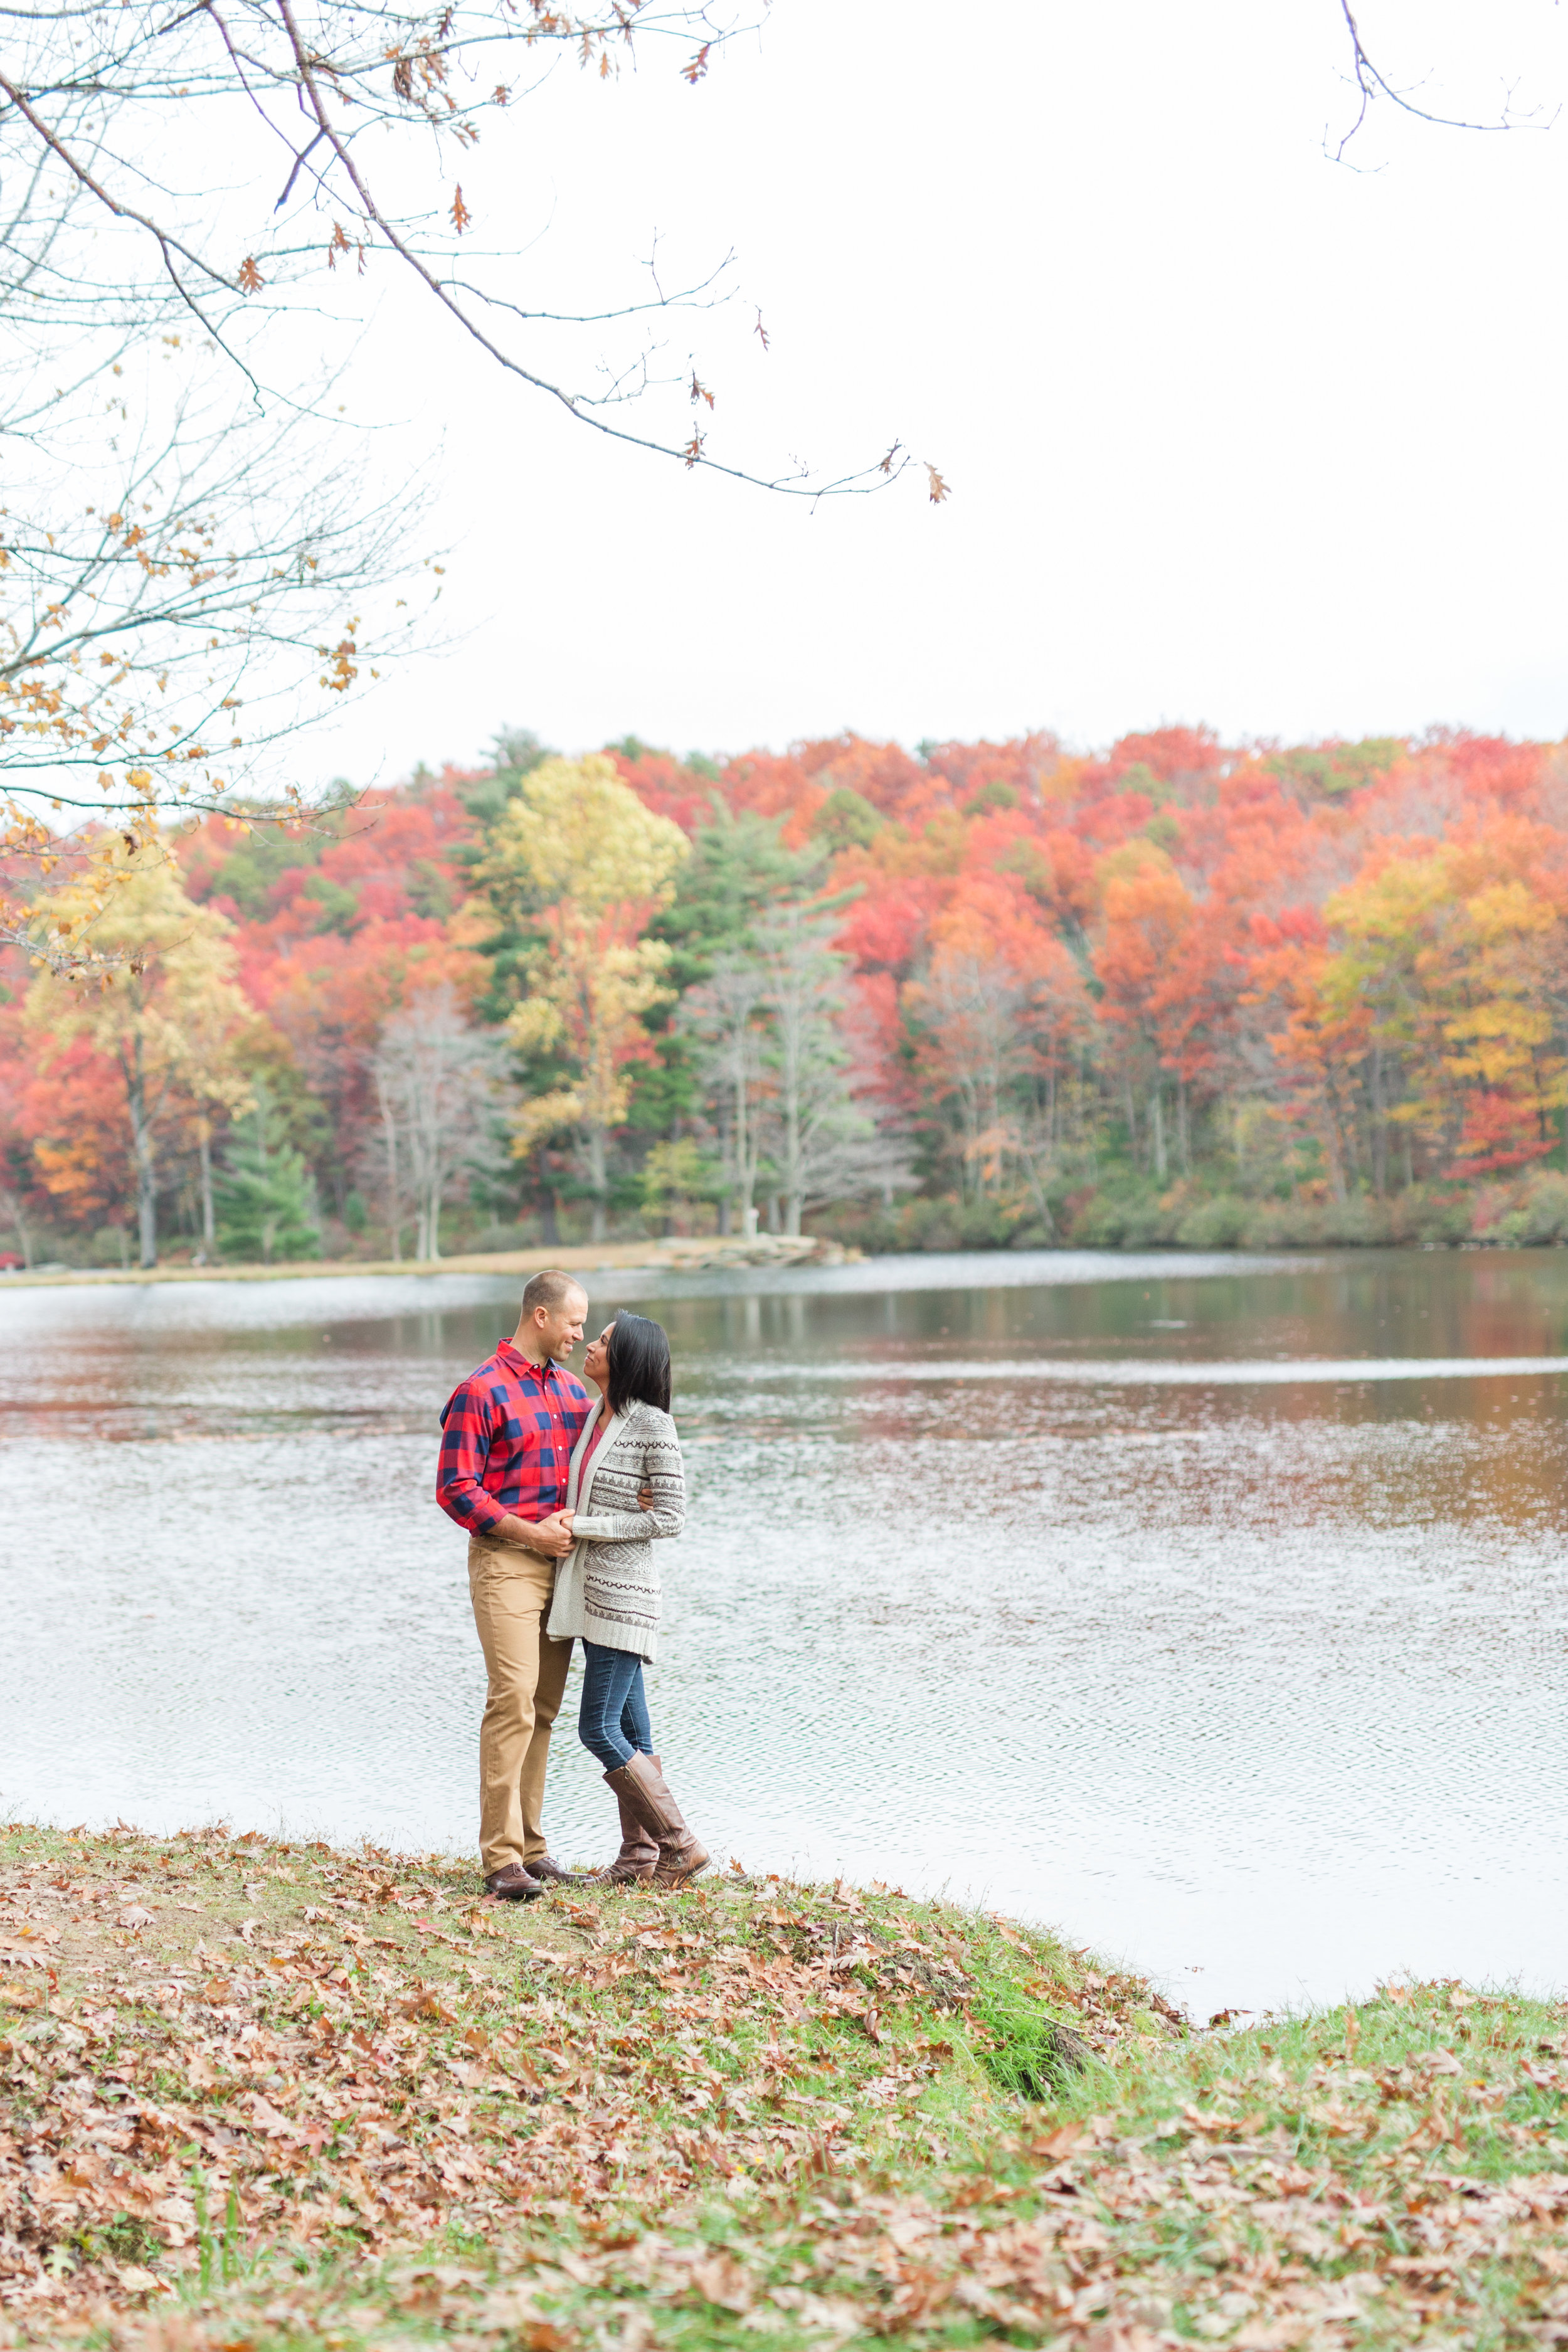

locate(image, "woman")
[[549, 1311, 707, 1888]]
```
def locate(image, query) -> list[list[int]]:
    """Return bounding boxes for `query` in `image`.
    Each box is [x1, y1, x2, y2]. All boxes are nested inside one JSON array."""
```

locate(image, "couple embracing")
[[435, 1269, 707, 1900]]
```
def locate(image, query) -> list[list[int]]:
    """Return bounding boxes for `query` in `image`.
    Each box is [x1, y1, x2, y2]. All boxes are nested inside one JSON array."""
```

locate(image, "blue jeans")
[[578, 1642, 653, 1771]]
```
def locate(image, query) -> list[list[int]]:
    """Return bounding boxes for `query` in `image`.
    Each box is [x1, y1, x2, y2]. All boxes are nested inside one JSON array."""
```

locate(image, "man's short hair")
[[521, 1268, 586, 1319]]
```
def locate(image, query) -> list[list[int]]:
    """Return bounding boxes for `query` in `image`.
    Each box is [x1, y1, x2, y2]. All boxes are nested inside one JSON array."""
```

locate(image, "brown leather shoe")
[[525, 1854, 580, 1885], [607, 1751, 709, 1888], [589, 1752, 661, 1885], [483, 1862, 543, 1902]]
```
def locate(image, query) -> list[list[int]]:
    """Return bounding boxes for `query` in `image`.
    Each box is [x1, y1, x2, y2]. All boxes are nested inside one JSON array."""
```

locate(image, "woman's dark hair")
[[606, 1311, 672, 1416]]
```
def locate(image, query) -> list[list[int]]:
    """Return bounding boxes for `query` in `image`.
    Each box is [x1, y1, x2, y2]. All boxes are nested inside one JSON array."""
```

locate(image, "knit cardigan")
[[544, 1399, 685, 1662]]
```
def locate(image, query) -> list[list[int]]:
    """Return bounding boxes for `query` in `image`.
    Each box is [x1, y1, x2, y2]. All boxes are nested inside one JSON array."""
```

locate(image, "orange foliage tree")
[[904, 871, 1091, 1217], [11, 721, 1568, 1263]]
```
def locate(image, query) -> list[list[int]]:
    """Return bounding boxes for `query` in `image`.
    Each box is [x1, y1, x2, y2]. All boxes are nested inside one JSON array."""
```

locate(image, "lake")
[[4, 1246, 1566, 2021]]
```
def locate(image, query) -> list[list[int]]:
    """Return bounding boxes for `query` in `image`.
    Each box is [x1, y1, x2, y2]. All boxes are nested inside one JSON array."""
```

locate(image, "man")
[[437, 1268, 593, 1900]]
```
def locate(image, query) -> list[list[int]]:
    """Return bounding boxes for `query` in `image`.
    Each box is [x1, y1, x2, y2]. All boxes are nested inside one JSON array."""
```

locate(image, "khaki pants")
[[467, 1537, 573, 1876]]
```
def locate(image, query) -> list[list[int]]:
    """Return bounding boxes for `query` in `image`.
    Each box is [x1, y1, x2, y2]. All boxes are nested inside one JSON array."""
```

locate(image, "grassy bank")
[[2, 1823, 1565, 2349], [0, 1236, 845, 1290], [0, 1244, 665, 1291]]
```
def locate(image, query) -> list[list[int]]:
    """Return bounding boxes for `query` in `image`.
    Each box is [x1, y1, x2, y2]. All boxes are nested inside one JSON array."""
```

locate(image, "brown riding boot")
[[593, 1752, 660, 1885], [607, 1751, 709, 1889]]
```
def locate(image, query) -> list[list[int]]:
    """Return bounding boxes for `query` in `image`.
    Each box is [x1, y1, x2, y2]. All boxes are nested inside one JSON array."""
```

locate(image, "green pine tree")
[[630, 806, 829, 1137], [215, 1083, 321, 1264]]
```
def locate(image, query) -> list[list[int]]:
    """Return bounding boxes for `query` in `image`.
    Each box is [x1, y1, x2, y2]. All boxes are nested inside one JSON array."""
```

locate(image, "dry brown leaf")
[[691, 2252, 755, 2312]]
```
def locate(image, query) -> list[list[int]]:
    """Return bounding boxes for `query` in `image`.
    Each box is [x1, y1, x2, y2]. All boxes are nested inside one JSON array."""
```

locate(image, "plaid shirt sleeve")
[[436, 1374, 510, 1536]]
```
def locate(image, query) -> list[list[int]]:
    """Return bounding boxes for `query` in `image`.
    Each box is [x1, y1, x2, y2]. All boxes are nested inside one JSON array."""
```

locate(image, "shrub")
[[1066, 1184, 1176, 1249], [1174, 1195, 1249, 1249], [1480, 1170, 1568, 1246], [812, 1194, 1037, 1254]]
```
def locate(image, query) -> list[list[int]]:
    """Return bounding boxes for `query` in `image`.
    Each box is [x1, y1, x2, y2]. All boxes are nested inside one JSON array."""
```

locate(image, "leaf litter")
[[0, 1820, 1565, 2349]]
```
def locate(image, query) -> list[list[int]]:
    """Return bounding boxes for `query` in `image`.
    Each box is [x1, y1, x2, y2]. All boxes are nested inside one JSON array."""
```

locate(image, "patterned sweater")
[[544, 1400, 685, 1662]]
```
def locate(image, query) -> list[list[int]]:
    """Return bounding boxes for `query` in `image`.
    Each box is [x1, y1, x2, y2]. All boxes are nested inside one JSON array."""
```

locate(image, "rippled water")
[[4, 1246, 1567, 2018]]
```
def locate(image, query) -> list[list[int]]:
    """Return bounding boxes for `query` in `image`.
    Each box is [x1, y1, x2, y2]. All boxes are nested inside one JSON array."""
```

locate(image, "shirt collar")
[[497, 1338, 561, 1384]]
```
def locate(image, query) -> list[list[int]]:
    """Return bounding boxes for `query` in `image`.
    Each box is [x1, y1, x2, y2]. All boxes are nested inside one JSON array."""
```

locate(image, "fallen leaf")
[[243, 2092, 300, 2138], [691, 2252, 755, 2313], [401, 1986, 457, 2023], [110, 2263, 169, 2296]]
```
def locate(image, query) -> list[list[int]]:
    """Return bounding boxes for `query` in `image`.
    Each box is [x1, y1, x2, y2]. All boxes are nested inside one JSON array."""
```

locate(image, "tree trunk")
[[127, 1036, 157, 1268], [1323, 1093, 1350, 1205], [717, 1101, 732, 1234], [587, 1123, 608, 1243], [198, 1125, 215, 1254], [428, 1185, 442, 1261], [3, 1192, 34, 1269], [783, 1071, 805, 1229], [782, 1071, 802, 1234], [1151, 1086, 1167, 1180], [378, 1075, 403, 1263], [733, 1065, 755, 1236], [1177, 1078, 1190, 1175]]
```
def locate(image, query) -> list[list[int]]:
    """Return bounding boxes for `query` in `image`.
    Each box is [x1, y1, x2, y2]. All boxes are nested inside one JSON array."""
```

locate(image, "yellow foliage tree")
[[25, 842, 259, 1265], [1321, 816, 1567, 1179], [483, 755, 689, 1239]]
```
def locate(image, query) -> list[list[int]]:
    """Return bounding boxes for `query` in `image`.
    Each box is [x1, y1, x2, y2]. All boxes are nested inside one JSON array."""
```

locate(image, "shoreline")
[[8, 1230, 1568, 1293], [0, 1234, 849, 1291], [2, 1817, 1565, 2347]]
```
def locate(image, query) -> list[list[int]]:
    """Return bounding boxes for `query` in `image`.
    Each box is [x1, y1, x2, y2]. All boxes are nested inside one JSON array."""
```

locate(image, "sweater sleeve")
[[569, 1426, 685, 1542]]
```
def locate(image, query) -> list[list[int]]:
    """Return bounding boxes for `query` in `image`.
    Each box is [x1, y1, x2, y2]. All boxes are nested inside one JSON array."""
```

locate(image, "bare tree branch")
[[1330, 1, 1555, 164], [0, 0, 934, 501]]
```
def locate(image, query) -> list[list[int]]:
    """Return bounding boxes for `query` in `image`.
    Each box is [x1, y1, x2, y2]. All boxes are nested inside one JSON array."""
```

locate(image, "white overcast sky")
[[289, 0, 1568, 785]]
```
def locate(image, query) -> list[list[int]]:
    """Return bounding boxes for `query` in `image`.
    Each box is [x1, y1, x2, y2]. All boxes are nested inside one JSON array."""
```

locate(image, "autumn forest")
[[4, 721, 1567, 1270]]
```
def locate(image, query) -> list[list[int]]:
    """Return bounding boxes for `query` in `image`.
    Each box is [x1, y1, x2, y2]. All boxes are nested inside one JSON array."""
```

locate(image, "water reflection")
[[2, 1248, 1565, 2015]]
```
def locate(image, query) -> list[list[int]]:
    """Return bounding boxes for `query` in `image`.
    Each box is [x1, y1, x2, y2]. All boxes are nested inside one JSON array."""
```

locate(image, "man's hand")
[[639, 1485, 654, 1508], [489, 1509, 575, 1558]]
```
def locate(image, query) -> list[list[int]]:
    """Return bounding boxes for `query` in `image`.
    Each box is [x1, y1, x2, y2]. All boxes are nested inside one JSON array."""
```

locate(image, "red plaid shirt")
[[437, 1340, 591, 1539]]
